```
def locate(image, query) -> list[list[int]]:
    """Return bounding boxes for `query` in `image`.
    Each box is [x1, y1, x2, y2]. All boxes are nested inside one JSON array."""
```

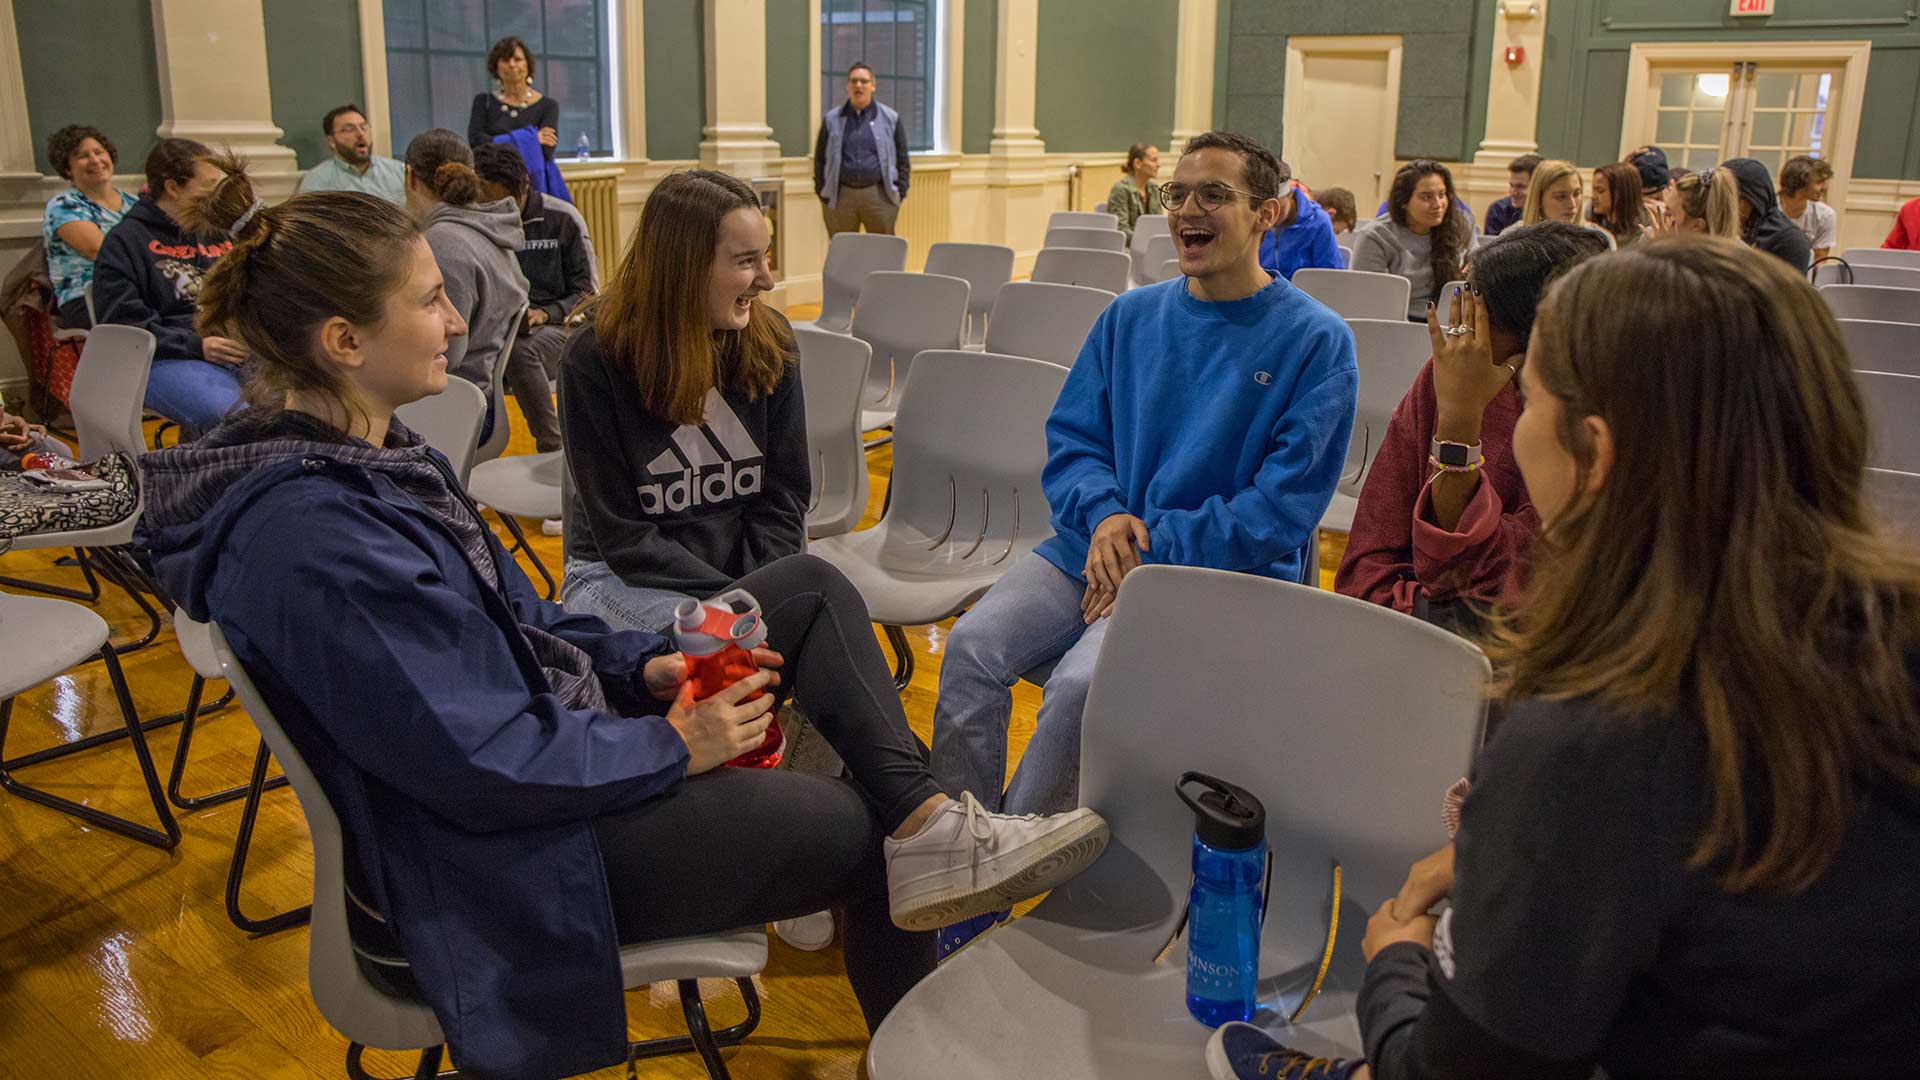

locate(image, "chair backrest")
[[1043, 226, 1126, 253], [816, 233, 910, 333], [1030, 248, 1131, 296], [794, 326, 874, 538], [1140, 235, 1178, 282], [1157, 257, 1180, 282], [1842, 248, 1920, 271], [1050, 210, 1119, 231], [1334, 230, 1357, 251], [394, 377, 489, 485], [876, 351, 1068, 576], [983, 281, 1113, 369], [69, 324, 156, 461], [1346, 318, 1432, 489], [1840, 318, 1920, 377], [208, 622, 446, 1049], [472, 303, 528, 468], [1867, 467, 1920, 543], [172, 608, 221, 679], [848, 271, 969, 411], [1815, 262, 1920, 289], [84, 281, 96, 323], [1293, 268, 1413, 321], [1127, 215, 1171, 283], [1046, 566, 1486, 1014], [1858, 368, 1920, 472], [1821, 284, 1920, 325], [924, 242, 1015, 345]]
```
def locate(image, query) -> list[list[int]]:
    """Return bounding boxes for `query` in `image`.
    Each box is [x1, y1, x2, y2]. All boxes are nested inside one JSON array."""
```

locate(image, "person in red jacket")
[[1334, 222, 1610, 632], [1885, 195, 1920, 249]]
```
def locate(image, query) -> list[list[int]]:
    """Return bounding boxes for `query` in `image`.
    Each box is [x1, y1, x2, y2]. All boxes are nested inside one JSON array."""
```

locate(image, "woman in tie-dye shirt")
[[40, 124, 136, 328]]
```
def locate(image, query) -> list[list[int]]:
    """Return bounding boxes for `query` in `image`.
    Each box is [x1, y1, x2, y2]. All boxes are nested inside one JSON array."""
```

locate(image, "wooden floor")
[[0, 304, 1345, 1079]]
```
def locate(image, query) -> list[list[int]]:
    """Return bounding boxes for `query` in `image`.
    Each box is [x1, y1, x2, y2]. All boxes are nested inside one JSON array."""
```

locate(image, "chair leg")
[[83, 546, 164, 656], [0, 647, 181, 849], [882, 624, 915, 690], [225, 739, 312, 935], [0, 546, 104, 603], [167, 674, 283, 810], [628, 976, 762, 1078], [492, 511, 556, 600], [346, 1043, 463, 1080]]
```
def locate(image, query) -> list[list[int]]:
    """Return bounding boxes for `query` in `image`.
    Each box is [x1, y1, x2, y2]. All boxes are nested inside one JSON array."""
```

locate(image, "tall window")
[[821, 0, 936, 152], [384, 0, 617, 158]]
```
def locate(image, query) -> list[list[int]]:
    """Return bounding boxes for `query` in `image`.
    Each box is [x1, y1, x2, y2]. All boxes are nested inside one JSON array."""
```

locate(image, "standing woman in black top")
[[1209, 237, 1920, 1079], [559, 169, 809, 632], [468, 36, 559, 160]]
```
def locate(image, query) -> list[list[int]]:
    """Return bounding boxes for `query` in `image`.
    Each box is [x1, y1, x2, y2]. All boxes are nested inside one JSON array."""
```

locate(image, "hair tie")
[[229, 198, 266, 238]]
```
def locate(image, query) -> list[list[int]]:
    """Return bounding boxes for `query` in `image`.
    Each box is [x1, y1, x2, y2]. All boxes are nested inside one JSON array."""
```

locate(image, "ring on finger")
[[1444, 324, 1474, 337]]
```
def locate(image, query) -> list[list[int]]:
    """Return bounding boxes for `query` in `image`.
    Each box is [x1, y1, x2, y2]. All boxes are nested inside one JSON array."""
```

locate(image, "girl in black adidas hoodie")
[[559, 169, 809, 632]]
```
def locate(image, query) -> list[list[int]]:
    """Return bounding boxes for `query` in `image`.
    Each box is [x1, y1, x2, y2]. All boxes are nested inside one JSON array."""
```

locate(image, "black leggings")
[[593, 554, 942, 1030]]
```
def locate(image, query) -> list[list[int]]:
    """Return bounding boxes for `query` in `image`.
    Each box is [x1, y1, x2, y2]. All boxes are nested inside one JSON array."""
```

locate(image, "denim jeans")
[[559, 557, 692, 633], [146, 357, 243, 440], [930, 552, 1109, 816]]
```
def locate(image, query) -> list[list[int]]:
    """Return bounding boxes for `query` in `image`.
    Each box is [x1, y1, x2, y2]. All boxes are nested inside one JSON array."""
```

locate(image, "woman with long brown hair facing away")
[[1207, 237, 1920, 1078], [135, 161, 1108, 1080]]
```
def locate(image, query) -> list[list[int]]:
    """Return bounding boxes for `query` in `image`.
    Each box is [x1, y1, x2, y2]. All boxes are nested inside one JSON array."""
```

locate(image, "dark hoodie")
[[1723, 158, 1812, 272], [136, 407, 684, 1080], [92, 194, 233, 359]]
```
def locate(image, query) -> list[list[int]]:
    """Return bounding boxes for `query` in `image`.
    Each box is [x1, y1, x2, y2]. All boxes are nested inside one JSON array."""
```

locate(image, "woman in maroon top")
[[1335, 221, 1610, 631]]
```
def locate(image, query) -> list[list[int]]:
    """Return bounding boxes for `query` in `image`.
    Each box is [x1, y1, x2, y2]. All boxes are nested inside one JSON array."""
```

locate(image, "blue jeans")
[[559, 557, 694, 633], [930, 552, 1109, 816], [146, 357, 243, 439]]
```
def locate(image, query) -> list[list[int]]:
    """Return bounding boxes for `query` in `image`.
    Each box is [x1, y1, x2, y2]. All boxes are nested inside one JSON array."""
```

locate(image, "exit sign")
[[1732, 0, 1774, 14]]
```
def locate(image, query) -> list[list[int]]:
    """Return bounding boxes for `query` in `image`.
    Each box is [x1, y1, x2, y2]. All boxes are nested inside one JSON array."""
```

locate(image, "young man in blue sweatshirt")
[[1258, 171, 1344, 279], [931, 132, 1357, 948]]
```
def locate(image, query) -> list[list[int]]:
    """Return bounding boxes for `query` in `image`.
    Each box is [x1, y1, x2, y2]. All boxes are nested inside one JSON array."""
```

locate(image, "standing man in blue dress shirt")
[[812, 62, 910, 236]]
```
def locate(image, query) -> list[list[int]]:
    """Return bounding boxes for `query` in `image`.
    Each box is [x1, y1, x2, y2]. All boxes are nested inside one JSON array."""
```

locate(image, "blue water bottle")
[[1178, 771, 1268, 1027]]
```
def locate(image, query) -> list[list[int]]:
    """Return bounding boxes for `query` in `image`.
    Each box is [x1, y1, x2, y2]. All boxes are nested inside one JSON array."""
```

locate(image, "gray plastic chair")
[[471, 303, 530, 471], [848, 271, 970, 432], [1842, 248, 1920, 270], [982, 282, 1114, 369], [1050, 210, 1119, 231], [394, 377, 489, 485], [809, 351, 1068, 687], [1158, 257, 1180, 282], [1128, 215, 1170, 284], [1032, 248, 1132, 296], [796, 326, 874, 539], [0, 589, 179, 849], [1821, 284, 1920, 325], [1044, 226, 1126, 253], [1320, 319, 1431, 534], [868, 565, 1489, 1078], [206, 621, 769, 1080], [1840, 319, 1920, 377], [1141, 235, 1178, 282], [1292, 269, 1412, 321], [926, 242, 1015, 347], [1093, 202, 1108, 215], [1858, 368, 1920, 473], [468, 450, 565, 598], [796, 233, 910, 334], [1867, 468, 1920, 543], [1814, 262, 1920, 289]]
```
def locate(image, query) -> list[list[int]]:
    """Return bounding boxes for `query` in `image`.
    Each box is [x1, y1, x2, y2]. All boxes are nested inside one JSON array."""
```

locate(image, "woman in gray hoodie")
[[404, 128, 529, 444]]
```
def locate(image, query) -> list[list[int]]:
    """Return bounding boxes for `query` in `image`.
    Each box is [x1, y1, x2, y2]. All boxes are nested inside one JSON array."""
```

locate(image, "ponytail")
[[431, 161, 481, 206], [403, 128, 480, 207], [1674, 167, 1740, 239]]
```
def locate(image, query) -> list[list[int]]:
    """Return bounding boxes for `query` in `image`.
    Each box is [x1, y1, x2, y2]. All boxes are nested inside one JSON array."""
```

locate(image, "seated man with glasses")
[[928, 130, 1359, 953]]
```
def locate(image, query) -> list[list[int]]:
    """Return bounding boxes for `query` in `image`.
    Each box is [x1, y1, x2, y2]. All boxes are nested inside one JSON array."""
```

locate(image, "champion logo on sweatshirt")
[[636, 389, 765, 514]]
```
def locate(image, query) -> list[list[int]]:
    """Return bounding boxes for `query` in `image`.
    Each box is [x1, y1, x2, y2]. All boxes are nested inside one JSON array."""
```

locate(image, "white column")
[[0, 0, 35, 178], [619, 0, 647, 161], [150, 0, 298, 178], [700, 0, 782, 175], [356, 0, 393, 158], [990, 0, 1044, 158], [1170, 0, 1218, 148], [1473, 0, 1549, 166]]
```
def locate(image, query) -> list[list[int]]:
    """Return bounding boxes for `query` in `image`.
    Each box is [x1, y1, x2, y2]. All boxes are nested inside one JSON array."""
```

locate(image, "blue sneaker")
[[936, 909, 1007, 960], [1204, 1022, 1364, 1080]]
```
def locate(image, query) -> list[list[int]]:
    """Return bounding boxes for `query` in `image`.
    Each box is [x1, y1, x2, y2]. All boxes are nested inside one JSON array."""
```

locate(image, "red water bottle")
[[672, 590, 783, 768], [19, 451, 75, 471]]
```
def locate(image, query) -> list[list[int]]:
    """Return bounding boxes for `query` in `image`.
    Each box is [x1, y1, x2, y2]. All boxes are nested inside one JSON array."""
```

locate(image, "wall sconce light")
[[1499, 0, 1540, 16]]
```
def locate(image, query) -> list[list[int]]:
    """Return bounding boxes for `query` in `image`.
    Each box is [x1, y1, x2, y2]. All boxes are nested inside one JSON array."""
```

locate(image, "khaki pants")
[[822, 184, 900, 236]]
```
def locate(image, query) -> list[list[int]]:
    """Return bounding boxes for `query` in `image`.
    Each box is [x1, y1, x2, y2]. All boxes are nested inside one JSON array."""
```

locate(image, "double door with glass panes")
[[1652, 63, 1837, 175]]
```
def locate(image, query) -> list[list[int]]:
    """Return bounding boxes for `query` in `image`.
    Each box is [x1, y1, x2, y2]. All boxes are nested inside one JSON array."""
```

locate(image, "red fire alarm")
[[1505, 45, 1525, 65]]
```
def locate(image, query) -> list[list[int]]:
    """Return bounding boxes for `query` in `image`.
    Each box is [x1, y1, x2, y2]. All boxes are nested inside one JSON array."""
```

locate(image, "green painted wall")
[[1212, 0, 1234, 137], [264, 0, 364, 169], [1035, 0, 1178, 153], [16, 0, 161, 178], [1537, 0, 1920, 178], [644, 0, 706, 161], [1218, 0, 1493, 162], [962, 0, 996, 154], [766, 0, 811, 157]]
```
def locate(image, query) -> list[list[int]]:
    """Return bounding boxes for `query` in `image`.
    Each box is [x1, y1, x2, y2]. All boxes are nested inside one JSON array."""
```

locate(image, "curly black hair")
[[46, 124, 116, 181]]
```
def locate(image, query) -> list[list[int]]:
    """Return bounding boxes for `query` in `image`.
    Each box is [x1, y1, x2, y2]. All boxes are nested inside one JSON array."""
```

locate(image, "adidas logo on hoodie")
[[636, 389, 765, 514]]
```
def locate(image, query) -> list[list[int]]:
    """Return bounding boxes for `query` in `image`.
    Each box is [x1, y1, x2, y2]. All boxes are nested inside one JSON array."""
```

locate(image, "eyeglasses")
[[1157, 180, 1283, 212]]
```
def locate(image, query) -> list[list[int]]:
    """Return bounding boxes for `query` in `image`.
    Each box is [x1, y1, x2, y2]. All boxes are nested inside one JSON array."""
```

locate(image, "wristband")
[[1428, 455, 1483, 475]]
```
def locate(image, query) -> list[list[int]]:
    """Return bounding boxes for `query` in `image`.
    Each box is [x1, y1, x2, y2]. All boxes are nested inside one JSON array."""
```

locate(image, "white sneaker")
[[774, 910, 836, 951], [540, 518, 563, 536], [883, 793, 1109, 932]]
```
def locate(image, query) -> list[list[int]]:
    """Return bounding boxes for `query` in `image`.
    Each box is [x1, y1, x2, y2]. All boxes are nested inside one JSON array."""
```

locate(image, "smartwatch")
[[1430, 439, 1483, 468]]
